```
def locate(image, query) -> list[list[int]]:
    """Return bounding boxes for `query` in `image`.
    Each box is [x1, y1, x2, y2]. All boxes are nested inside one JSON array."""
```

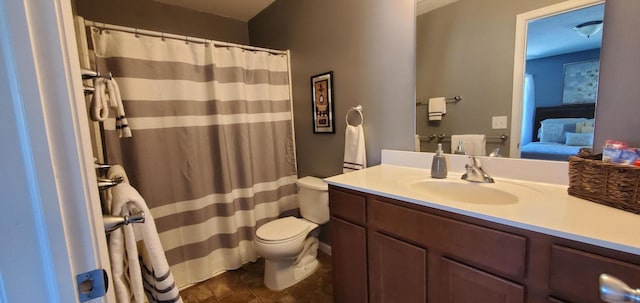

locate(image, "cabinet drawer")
[[549, 245, 640, 303], [370, 199, 526, 278], [329, 187, 366, 225]]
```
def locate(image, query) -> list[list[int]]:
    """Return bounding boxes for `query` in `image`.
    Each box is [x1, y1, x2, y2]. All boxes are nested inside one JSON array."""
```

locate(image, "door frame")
[[0, 0, 113, 301], [509, 0, 604, 157]]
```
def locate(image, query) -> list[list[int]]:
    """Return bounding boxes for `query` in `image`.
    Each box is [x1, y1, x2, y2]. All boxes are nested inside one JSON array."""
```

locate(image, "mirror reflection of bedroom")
[[520, 3, 603, 161]]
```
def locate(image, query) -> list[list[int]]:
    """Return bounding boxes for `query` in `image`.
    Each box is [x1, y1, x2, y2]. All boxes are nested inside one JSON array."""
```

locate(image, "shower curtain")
[[89, 27, 298, 288]]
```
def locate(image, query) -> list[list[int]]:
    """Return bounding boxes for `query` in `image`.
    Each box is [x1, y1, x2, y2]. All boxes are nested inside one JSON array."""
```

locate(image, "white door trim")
[[0, 0, 113, 301], [509, 0, 604, 158]]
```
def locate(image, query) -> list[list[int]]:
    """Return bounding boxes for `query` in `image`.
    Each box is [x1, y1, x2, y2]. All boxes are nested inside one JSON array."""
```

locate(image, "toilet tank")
[[296, 176, 329, 224]]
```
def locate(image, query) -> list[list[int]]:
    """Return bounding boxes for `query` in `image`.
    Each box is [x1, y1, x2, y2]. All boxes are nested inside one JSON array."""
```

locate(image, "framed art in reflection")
[[562, 59, 600, 104]]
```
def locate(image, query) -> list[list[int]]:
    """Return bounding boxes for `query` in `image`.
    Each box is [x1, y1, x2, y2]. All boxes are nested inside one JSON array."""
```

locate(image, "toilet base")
[[263, 238, 319, 291]]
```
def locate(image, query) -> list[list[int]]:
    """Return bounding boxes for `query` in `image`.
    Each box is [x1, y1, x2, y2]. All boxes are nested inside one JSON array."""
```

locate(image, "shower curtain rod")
[[84, 20, 288, 55]]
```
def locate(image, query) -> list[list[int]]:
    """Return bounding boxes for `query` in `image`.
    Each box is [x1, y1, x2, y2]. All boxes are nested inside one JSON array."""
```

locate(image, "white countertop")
[[325, 164, 640, 255]]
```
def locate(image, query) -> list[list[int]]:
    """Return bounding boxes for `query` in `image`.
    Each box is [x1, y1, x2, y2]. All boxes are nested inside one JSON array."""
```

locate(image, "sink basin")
[[402, 177, 542, 205]]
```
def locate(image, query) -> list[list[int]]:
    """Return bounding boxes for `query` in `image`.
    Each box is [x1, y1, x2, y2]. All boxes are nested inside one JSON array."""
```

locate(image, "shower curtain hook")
[[161, 32, 165, 41], [185, 35, 189, 44], [134, 28, 139, 38]]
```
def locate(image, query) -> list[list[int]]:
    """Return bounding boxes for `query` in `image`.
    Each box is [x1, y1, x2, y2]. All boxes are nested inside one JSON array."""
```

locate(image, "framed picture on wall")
[[310, 71, 335, 133], [562, 59, 600, 104]]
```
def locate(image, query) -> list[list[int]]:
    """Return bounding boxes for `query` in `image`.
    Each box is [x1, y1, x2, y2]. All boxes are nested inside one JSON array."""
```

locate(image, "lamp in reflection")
[[573, 20, 603, 38]]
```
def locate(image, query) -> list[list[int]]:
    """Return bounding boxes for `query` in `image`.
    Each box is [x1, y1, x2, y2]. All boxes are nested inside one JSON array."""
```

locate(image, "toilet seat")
[[256, 217, 318, 244]]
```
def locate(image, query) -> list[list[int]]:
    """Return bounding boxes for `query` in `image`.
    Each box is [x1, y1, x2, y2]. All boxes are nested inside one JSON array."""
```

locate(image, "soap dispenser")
[[454, 140, 466, 155], [431, 143, 448, 179]]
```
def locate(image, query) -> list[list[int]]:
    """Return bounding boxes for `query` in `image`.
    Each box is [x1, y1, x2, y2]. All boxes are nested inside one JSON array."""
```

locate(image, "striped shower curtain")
[[90, 28, 298, 288]]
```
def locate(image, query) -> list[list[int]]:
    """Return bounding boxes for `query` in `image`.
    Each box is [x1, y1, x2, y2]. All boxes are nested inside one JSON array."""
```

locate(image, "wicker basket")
[[568, 155, 640, 214]]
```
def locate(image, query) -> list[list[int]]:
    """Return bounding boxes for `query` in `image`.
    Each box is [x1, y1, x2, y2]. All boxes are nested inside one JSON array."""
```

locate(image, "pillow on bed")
[[576, 119, 596, 133], [580, 126, 595, 134], [565, 132, 594, 146], [539, 122, 576, 143]]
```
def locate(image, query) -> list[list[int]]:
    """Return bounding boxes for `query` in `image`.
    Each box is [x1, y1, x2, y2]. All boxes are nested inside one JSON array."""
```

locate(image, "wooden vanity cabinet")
[[329, 187, 368, 303], [329, 185, 640, 303]]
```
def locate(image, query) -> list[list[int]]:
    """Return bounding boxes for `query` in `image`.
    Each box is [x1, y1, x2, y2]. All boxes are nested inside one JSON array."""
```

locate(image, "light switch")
[[492, 116, 508, 129]]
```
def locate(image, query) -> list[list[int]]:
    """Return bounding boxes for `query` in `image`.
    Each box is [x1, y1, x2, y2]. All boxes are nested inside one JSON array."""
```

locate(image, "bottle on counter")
[[453, 140, 466, 155], [431, 143, 448, 179]]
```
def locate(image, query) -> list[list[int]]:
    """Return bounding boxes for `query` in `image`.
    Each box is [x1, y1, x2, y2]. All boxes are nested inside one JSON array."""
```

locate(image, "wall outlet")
[[492, 116, 508, 129]]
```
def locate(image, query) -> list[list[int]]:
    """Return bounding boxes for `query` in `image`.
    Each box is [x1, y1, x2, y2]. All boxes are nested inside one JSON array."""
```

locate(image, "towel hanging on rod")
[[416, 95, 462, 106]]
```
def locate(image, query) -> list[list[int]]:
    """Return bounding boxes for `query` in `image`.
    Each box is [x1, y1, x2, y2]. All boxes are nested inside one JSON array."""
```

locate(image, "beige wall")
[[593, 0, 640, 149], [416, 0, 563, 154], [75, 0, 249, 44], [249, 0, 416, 179]]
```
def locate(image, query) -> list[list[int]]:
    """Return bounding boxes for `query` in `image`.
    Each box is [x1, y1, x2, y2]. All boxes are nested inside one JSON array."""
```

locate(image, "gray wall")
[[415, 0, 563, 154], [593, 0, 640, 150], [75, 0, 249, 44], [249, 0, 416, 179]]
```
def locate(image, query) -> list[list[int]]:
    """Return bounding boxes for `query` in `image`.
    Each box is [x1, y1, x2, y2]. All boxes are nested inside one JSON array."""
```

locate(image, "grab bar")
[[97, 176, 124, 191], [84, 86, 95, 95], [421, 134, 509, 142], [103, 207, 145, 234], [82, 68, 112, 80]]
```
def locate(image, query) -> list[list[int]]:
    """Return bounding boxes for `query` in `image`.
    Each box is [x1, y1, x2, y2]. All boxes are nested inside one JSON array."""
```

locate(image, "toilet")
[[254, 176, 329, 290]]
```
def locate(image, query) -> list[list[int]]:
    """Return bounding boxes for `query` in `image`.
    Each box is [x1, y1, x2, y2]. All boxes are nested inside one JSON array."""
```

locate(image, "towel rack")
[[81, 68, 112, 80], [416, 96, 462, 106], [421, 134, 509, 142], [346, 105, 363, 126], [82, 68, 112, 96], [97, 176, 124, 191], [103, 203, 145, 234]]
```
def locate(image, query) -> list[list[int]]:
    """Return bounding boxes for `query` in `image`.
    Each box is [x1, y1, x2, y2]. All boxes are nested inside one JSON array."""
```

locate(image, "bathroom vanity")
[[326, 151, 640, 303]]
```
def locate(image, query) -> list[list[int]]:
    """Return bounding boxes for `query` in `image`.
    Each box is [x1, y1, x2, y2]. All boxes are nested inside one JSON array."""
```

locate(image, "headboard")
[[532, 103, 596, 141]]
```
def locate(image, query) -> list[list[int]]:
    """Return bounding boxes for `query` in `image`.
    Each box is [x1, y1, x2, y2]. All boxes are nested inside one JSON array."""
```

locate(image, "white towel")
[[109, 184, 183, 303], [428, 97, 446, 121], [343, 124, 366, 173], [90, 78, 109, 121], [107, 164, 130, 184], [451, 134, 487, 156], [105, 164, 130, 213], [105, 78, 132, 138]]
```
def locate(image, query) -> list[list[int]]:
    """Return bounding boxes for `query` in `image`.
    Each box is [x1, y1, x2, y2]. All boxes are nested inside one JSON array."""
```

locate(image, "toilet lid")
[[256, 217, 315, 242]]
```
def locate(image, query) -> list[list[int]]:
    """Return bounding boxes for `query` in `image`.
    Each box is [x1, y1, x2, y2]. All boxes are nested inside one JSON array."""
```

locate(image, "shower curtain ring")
[[134, 28, 139, 38], [161, 32, 165, 41]]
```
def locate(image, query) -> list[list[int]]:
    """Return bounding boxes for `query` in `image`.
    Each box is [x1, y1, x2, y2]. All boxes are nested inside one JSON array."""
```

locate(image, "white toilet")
[[254, 176, 329, 290]]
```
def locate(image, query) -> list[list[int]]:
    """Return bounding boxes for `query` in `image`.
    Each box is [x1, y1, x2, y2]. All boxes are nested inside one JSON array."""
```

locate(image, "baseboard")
[[318, 241, 332, 256]]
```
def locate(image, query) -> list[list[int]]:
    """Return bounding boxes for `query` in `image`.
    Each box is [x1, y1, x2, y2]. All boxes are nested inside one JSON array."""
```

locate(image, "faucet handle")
[[469, 156, 482, 167]]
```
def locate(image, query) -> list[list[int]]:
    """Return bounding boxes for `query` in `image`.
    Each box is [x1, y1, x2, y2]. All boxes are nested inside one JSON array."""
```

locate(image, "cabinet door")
[[440, 258, 524, 303], [331, 217, 368, 303], [369, 232, 427, 303]]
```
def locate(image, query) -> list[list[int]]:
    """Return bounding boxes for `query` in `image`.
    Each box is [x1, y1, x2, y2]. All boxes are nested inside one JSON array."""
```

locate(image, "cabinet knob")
[[600, 274, 640, 302]]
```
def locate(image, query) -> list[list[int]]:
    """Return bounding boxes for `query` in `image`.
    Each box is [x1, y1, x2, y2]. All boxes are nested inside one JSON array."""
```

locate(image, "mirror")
[[415, 0, 604, 160]]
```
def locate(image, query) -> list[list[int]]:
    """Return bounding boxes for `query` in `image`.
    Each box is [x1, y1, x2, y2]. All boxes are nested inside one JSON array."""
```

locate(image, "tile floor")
[[180, 252, 333, 303]]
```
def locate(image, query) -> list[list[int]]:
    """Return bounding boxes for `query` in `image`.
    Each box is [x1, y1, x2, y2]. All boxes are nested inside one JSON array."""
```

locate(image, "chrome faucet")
[[461, 156, 495, 183]]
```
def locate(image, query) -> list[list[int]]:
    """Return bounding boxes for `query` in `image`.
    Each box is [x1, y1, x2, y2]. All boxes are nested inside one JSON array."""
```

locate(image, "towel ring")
[[346, 105, 363, 126]]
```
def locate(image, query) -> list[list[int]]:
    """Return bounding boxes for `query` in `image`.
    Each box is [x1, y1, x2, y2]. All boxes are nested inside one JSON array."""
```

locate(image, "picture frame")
[[562, 59, 600, 104], [310, 71, 335, 133]]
